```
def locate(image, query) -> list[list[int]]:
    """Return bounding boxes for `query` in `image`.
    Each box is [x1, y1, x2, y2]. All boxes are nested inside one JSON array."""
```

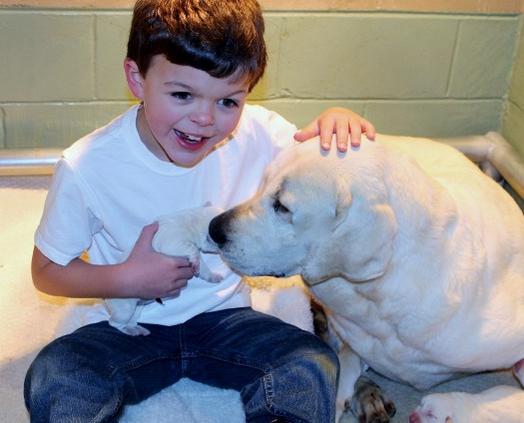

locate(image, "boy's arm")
[[32, 223, 194, 299], [294, 107, 376, 152]]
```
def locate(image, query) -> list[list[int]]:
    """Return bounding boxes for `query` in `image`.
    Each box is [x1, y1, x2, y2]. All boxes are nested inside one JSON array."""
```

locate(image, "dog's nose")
[[208, 213, 229, 247]]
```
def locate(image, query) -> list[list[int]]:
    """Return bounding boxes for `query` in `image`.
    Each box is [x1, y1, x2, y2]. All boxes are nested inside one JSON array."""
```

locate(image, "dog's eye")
[[273, 199, 290, 214]]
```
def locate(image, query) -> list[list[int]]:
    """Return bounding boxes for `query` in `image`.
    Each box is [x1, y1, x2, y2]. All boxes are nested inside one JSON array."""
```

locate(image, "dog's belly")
[[312, 280, 451, 388], [312, 277, 524, 389], [327, 308, 458, 389]]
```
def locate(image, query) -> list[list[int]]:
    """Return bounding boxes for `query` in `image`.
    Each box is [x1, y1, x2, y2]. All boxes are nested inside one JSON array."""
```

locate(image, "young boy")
[[24, 1, 375, 422]]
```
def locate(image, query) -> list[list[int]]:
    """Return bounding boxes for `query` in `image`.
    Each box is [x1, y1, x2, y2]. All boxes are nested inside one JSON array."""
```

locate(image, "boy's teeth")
[[176, 129, 203, 143]]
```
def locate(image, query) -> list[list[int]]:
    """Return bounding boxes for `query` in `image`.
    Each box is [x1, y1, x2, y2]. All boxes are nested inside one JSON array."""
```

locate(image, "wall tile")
[[252, 99, 365, 128], [95, 13, 134, 100], [249, 15, 285, 100], [0, 106, 5, 148], [0, 10, 521, 152], [507, 20, 524, 110], [3, 102, 133, 148], [366, 100, 502, 137], [503, 101, 524, 159], [0, 12, 94, 102], [449, 18, 520, 98], [277, 14, 458, 99]]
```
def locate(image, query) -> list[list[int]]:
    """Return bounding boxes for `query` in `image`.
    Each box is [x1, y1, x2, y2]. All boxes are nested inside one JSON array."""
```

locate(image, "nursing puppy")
[[410, 385, 524, 423], [106, 206, 222, 336], [208, 136, 524, 422]]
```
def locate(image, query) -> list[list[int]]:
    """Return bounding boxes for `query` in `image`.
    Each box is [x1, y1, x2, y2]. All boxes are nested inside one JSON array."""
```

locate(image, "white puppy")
[[208, 135, 524, 421], [106, 206, 223, 336], [410, 386, 524, 423]]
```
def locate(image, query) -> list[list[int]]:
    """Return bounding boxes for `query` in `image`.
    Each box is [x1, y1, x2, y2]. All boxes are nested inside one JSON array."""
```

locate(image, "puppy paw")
[[197, 270, 223, 283], [350, 377, 395, 423], [196, 259, 223, 283], [206, 272, 224, 283], [119, 324, 151, 336]]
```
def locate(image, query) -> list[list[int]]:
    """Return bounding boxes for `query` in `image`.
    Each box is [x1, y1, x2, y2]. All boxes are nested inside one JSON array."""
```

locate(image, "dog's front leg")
[[331, 343, 395, 423], [311, 302, 393, 422], [336, 343, 362, 422]]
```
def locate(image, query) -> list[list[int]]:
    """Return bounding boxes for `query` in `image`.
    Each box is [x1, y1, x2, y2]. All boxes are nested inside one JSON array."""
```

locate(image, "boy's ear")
[[124, 58, 144, 100]]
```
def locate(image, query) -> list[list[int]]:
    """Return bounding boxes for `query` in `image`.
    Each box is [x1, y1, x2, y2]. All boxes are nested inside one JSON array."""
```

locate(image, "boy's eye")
[[171, 91, 191, 100], [219, 98, 239, 108]]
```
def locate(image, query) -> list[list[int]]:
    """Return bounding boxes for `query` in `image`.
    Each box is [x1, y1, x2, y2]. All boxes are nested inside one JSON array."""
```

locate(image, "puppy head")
[[210, 140, 397, 285], [410, 394, 455, 423]]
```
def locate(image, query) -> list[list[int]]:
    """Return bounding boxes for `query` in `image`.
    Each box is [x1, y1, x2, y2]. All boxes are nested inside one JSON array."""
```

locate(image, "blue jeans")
[[24, 307, 339, 423]]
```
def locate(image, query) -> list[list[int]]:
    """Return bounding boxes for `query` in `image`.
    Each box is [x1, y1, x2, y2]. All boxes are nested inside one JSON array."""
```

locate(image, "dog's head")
[[209, 139, 398, 285]]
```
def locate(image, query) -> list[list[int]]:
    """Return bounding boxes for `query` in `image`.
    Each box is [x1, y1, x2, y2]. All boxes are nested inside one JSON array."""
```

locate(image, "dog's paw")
[[350, 377, 395, 423]]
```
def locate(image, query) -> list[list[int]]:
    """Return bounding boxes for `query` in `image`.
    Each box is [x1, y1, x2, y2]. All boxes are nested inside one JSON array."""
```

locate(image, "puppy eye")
[[273, 199, 290, 214]]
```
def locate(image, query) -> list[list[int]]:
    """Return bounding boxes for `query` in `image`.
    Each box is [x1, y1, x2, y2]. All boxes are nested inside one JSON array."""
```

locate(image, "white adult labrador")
[[208, 135, 524, 422], [106, 206, 223, 336]]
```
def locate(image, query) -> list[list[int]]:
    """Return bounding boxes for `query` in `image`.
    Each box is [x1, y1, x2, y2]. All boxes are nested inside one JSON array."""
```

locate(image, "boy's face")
[[125, 55, 250, 168]]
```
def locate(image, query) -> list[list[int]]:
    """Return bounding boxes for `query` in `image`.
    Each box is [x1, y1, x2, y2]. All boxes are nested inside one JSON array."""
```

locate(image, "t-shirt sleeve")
[[265, 108, 298, 152], [34, 159, 100, 266], [246, 105, 298, 156]]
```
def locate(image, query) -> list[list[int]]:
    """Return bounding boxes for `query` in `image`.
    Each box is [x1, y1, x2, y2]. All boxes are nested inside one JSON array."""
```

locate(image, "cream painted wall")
[[0, 0, 522, 13], [0, 4, 521, 155]]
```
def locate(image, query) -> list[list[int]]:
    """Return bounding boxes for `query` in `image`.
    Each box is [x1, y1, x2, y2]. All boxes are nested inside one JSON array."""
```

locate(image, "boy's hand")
[[121, 222, 195, 299], [294, 107, 376, 152]]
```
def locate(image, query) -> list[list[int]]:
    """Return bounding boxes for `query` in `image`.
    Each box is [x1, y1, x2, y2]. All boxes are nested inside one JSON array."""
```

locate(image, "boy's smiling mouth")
[[174, 129, 208, 144]]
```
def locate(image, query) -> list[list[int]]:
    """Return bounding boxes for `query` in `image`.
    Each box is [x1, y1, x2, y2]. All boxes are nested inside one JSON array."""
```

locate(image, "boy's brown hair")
[[127, 0, 267, 90]]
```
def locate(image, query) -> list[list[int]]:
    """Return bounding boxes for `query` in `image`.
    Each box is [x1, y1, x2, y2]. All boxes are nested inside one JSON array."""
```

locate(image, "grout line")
[[445, 20, 462, 97], [0, 107, 6, 149], [92, 13, 98, 101]]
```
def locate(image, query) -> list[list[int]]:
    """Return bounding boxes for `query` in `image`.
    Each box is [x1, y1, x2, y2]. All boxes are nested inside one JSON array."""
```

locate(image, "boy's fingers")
[[294, 121, 319, 142], [335, 120, 349, 152], [349, 121, 362, 148], [319, 117, 335, 150], [363, 119, 376, 140], [175, 264, 195, 279]]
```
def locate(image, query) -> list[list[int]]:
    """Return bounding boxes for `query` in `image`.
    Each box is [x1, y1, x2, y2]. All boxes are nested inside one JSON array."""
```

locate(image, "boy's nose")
[[191, 105, 215, 126]]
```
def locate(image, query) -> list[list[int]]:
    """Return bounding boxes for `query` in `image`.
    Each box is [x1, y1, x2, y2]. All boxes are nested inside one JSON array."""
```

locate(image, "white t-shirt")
[[35, 104, 297, 326]]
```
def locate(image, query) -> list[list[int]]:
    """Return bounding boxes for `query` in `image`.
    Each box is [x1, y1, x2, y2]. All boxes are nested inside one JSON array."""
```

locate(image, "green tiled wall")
[[503, 15, 524, 158], [0, 9, 521, 151]]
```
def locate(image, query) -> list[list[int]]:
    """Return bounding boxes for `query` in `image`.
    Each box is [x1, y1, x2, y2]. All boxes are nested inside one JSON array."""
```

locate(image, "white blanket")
[[1, 173, 520, 423]]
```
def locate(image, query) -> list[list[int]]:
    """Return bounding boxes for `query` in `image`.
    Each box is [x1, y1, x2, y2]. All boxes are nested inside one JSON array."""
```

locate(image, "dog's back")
[[311, 135, 524, 387], [382, 137, 524, 375]]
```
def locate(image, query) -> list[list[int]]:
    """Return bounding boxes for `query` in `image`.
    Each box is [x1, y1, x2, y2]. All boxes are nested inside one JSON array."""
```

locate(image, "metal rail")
[[0, 133, 523, 199], [0, 148, 61, 176]]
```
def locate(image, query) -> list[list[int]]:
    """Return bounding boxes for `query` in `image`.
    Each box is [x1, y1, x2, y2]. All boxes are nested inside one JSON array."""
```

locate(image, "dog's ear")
[[303, 182, 397, 285]]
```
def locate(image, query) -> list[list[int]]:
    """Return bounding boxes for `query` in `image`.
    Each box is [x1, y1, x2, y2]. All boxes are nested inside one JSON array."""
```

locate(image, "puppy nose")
[[208, 214, 229, 247]]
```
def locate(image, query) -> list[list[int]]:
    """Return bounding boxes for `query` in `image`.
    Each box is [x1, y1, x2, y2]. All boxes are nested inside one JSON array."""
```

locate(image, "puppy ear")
[[303, 186, 397, 285]]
